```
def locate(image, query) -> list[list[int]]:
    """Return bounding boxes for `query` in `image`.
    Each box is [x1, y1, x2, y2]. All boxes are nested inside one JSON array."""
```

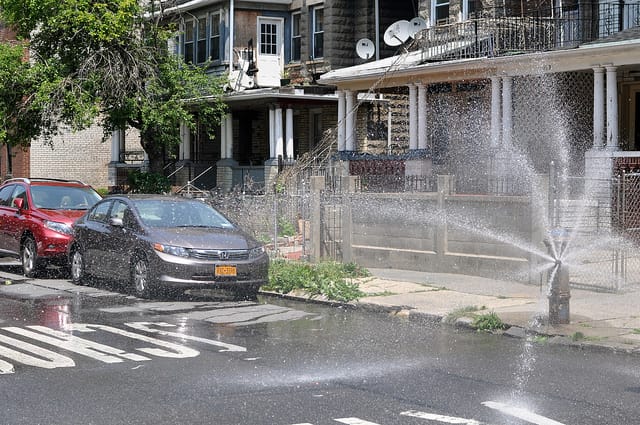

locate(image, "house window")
[[434, 0, 450, 25], [197, 19, 207, 63], [462, 0, 476, 20], [182, 14, 221, 65], [291, 12, 301, 61], [184, 22, 195, 64], [260, 22, 278, 55], [312, 7, 324, 59], [209, 13, 220, 61]]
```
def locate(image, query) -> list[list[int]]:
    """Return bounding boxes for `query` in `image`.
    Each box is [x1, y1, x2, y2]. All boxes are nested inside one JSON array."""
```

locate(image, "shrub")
[[127, 170, 171, 194]]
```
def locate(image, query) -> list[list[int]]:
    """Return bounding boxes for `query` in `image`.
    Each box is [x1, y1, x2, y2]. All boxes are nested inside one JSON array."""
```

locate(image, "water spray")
[[544, 228, 570, 324]]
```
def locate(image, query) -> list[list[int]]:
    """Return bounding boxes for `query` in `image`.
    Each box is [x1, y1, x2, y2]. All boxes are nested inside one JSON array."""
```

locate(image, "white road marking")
[[0, 358, 14, 374], [482, 401, 565, 425], [334, 419, 380, 425], [0, 321, 244, 371], [124, 322, 246, 352], [0, 333, 74, 371], [72, 324, 200, 358], [401, 410, 482, 424], [3, 326, 147, 364]]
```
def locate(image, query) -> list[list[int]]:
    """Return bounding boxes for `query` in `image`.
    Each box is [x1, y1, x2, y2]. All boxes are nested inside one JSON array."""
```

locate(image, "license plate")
[[215, 265, 237, 277]]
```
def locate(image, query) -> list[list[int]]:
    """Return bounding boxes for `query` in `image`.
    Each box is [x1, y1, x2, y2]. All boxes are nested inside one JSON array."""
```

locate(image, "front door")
[[256, 17, 283, 88]]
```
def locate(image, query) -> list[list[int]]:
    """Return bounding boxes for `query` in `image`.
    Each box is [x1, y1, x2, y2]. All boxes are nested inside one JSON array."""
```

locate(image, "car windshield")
[[31, 186, 102, 210], [133, 199, 235, 229]]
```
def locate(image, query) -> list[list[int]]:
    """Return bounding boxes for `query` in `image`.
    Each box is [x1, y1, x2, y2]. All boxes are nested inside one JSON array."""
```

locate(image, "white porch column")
[[345, 90, 356, 152], [275, 106, 284, 158], [110, 130, 122, 163], [490, 76, 501, 148], [606, 65, 619, 150], [220, 117, 228, 159], [502, 76, 513, 147], [285, 108, 294, 159], [408, 84, 418, 150], [179, 121, 191, 161], [268, 106, 276, 158], [225, 113, 233, 159], [337, 90, 346, 152], [417, 83, 428, 150], [592, 67, 605, 149]]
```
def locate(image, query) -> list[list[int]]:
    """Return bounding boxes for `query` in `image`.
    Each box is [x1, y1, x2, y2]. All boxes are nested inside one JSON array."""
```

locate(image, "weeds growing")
[[264, 259, 368, 302]]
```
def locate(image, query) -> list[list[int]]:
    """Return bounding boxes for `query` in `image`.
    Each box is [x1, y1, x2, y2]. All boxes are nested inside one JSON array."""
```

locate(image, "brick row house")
[[321, 0, 640, 194], [25, 0, 418, 192], [16, 1, 640, 197]]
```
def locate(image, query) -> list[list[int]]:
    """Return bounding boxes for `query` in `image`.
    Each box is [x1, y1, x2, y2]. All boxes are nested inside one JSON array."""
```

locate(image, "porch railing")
[[414, 2, 640, 61]]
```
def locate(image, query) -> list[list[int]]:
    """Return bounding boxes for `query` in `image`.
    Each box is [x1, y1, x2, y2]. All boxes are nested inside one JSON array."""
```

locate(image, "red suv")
[[0, 178, 102, 277]]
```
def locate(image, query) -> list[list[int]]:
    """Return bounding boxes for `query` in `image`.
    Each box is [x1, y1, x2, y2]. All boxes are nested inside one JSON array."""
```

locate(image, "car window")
[[133, 199, 234, 228], [88, 201, 112, 223], [10, 185, 28, 209], [30, 186, 101, 210], [109, 201, 136, 229], [0, 185, 15, 206]]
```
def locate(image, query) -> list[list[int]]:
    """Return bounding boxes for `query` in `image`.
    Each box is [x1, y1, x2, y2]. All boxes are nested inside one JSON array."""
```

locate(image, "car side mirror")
[[110, 217, 124, 227], [13, 198, 24, 210]]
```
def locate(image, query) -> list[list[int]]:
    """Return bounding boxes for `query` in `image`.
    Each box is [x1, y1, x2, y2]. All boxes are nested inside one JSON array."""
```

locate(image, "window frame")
[[184, 20, 195, 64], [291, 11, 301, 62], [209, 12, 221, 62], [461, 0, 476, 21], [182, 11, 223, 66], [260, 21, 278, 55], [432, 0, 450, 26], [311, 7, 324, 59]]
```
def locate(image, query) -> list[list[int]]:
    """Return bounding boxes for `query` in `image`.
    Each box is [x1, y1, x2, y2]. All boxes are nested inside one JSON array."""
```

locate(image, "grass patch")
[[264, 259, 369, 302], [472, 312, 507, 332], [632, 328, 640, 334]]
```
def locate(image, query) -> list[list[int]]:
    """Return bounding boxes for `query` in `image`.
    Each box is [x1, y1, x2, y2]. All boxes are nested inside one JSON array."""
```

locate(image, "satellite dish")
[[383, 20, 411, 47], [409, 17, 427, 37], [356, 38, 375, 60]]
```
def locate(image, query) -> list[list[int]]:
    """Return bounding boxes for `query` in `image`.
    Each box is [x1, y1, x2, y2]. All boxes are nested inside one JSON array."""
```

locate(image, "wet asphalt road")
[[0, 272, 639, 425]]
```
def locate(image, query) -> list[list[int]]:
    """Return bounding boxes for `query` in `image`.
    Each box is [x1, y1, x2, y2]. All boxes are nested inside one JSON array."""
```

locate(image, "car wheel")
[[21, 237, 41, 278], [70, 249, 86, 285], [131, 256, 152, 298]]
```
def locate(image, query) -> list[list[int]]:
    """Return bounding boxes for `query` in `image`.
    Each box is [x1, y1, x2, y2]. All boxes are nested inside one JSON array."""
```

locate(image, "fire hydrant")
[[544, 228, 571, 325]]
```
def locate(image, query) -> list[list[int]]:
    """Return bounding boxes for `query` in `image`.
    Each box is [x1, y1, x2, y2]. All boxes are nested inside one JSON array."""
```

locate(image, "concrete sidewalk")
[[352, 268, 640, 354]]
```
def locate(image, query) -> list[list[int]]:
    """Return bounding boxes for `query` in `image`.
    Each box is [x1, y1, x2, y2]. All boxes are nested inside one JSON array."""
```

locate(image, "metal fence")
[[194, 162, 640, 292], [413, 2, 640, 61]]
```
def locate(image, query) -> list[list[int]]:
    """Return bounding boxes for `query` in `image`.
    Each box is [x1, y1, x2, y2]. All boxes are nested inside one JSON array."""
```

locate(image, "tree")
[[0, 0, 227, 173]]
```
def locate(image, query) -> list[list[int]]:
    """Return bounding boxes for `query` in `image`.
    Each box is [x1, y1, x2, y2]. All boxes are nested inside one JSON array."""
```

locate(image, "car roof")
[[2, 178, 91, 188], [105, 194, 197, 202]]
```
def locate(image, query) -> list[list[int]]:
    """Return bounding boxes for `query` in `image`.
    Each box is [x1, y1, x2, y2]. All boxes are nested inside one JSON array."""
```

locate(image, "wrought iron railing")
[[414, 2, 640, 61]]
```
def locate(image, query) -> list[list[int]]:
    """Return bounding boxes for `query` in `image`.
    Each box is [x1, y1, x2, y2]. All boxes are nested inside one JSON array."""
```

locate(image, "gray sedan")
[[68, 195, 269, 298]]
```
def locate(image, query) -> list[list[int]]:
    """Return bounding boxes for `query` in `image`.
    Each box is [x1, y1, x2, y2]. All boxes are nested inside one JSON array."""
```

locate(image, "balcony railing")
[[414, 2, 640, 61]]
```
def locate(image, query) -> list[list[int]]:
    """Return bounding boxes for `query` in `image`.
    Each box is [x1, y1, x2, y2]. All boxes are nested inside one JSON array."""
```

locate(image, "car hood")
[[37, 209, 87, 225], [148, 226, 258, 250]]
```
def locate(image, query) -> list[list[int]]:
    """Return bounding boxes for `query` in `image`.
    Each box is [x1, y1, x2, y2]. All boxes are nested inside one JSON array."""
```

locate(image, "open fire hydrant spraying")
[[544, 228, 571, 325]]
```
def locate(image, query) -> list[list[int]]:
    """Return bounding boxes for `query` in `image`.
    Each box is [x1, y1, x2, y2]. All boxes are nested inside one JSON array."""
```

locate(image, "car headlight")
[[44, 220, 73, 236], [249, 246, 265, 259], [153, 243, 189, 258]]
